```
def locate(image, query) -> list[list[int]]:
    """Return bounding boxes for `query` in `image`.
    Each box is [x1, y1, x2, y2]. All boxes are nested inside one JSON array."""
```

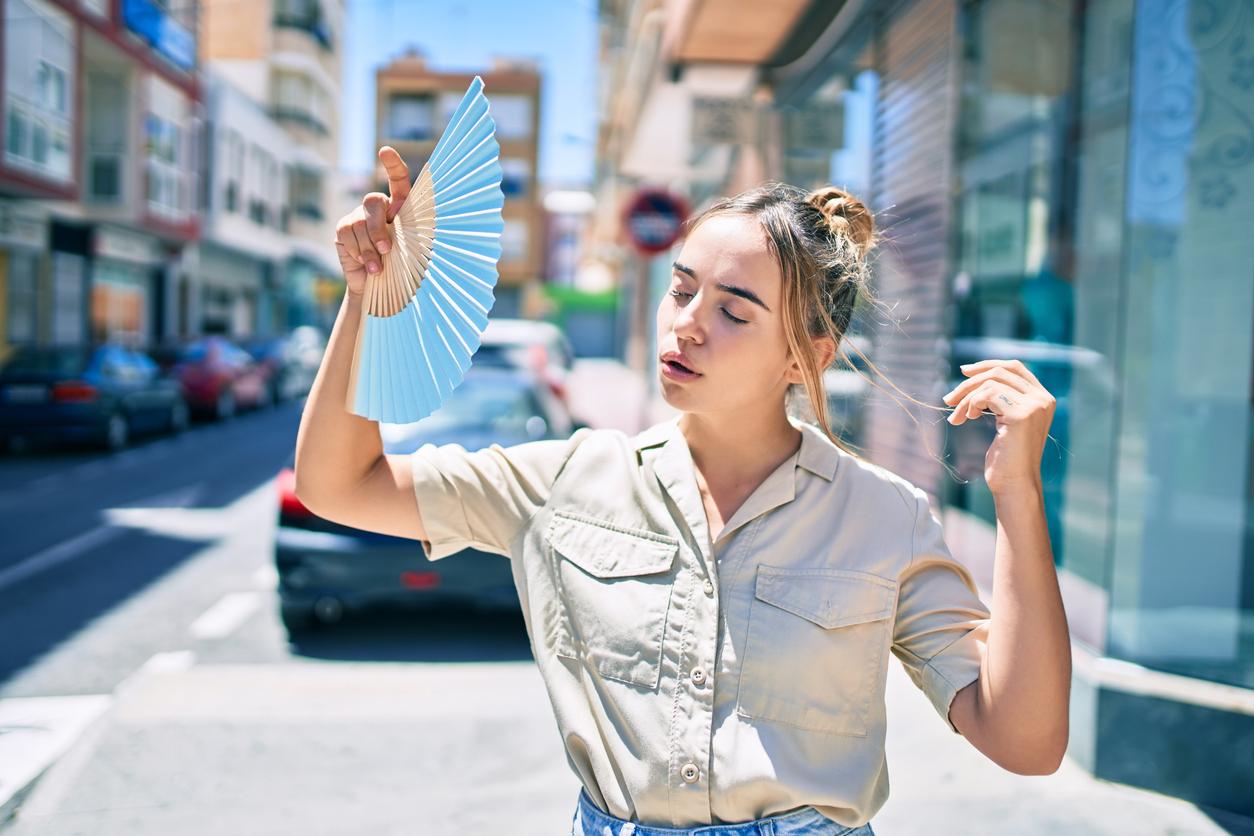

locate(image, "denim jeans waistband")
[[571, 787, 873, 836]]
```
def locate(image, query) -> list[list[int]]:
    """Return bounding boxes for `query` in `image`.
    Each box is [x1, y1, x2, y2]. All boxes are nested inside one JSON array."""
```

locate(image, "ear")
[[784, 335, 837, 385]]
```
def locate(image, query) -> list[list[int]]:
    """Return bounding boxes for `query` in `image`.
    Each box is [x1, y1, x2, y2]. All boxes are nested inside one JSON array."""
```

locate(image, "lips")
[[660, 351, 700, 374]]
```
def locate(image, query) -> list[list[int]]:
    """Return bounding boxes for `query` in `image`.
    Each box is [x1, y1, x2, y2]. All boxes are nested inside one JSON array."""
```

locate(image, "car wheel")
[[168, 400, 190, 434], [103, 412, 130, 452], [215, 390, 236, 421], [312, 596, 345, 625], [280, 601, 317, 634]]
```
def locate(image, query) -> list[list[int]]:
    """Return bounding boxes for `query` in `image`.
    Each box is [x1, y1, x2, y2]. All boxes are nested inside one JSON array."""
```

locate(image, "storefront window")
[[949, 0, 1079, 570], [5, 250, 38, 344], [952, 0, 1254, 689], [1105, 0, 1254, 688]]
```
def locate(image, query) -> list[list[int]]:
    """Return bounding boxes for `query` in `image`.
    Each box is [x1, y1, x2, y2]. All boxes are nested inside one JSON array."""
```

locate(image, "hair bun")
[[805, 186, 875, 258]]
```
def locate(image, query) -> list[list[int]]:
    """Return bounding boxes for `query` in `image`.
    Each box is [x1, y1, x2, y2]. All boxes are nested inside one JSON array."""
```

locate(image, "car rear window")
[[1, 346, 92, 375], [380, 373, 541, 452]]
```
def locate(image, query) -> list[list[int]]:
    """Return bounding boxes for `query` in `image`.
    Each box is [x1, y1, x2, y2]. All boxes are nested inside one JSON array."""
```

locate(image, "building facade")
[[0, 0, 201, 355], [199, 0, 349, 334], [594, 0, 1254, 817], [374, 51, 544, 320]]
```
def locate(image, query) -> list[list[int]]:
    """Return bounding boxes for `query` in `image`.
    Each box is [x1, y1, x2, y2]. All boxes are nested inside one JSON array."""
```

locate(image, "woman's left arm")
[[940, 358, 1072, 775]]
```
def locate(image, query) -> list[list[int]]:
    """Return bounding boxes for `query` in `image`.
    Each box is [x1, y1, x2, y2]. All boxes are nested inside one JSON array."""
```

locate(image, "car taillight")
[[52, 381, 98, 403], [400, 571, 440, 590], [276, 468, 314, 519]]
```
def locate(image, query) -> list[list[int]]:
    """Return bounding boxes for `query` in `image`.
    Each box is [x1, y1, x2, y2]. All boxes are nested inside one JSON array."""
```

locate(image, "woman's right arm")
[[292, 147, 428, 541]]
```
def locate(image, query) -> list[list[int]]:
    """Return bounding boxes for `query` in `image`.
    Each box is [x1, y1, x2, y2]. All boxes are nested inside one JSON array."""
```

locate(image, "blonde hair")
[[684, 181, 951, 464]]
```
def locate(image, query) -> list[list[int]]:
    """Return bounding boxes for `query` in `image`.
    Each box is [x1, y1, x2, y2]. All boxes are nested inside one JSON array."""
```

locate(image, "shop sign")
[[692, 96, 844, 150], [0, 201, 47, 249], [122, 0, 195, 71], [94, 226, 163, 265]]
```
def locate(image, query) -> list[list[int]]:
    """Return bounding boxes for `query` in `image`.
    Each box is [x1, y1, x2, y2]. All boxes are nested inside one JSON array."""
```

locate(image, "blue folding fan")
[[346, 75, 504, 423]]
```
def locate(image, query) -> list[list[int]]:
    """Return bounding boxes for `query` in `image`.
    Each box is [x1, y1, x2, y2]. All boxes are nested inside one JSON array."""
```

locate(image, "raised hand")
[[333, 146, 412, 296]]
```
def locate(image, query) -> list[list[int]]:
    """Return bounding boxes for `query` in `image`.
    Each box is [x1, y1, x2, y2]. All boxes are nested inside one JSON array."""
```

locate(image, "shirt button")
[[680, 763, 700, 783], [703, 579, 714, 596], [691, 667, 706, 686]]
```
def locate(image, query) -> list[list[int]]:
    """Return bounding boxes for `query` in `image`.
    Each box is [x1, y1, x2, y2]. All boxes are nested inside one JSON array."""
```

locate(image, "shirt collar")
[[632, 414, 840, 550]]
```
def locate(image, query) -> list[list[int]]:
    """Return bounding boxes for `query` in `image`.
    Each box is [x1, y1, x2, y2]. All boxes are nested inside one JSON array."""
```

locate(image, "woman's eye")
[[668, 289, 747, 325]]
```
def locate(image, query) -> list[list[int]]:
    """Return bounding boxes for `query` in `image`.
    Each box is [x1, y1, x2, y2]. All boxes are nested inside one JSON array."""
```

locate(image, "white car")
[[475, 318, 576, 414]]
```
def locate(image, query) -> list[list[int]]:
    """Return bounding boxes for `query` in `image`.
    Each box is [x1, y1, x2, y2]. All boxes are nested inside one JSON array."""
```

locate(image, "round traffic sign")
[[622, 188, 691, 255]]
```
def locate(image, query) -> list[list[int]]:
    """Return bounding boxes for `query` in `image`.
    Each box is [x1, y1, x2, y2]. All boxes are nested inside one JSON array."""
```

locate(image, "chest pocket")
[[736, 565, 897, 737], [544, 510, 679, 690]]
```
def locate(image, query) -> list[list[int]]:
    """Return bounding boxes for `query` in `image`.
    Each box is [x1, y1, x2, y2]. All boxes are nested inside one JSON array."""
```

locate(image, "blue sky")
[[340, 0, 599, 187]]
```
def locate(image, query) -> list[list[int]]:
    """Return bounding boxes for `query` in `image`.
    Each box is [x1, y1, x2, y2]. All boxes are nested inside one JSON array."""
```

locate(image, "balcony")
[[273, 13, 333, 51], [271, 106, 329, 135]]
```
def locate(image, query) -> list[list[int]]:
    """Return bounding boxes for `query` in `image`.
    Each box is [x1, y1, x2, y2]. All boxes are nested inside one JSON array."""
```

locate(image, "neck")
[[678, 405, 802, 490]]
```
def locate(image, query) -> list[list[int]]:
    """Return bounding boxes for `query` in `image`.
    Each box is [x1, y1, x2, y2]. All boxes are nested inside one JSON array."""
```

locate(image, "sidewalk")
[[1, 651, 1235, 835]]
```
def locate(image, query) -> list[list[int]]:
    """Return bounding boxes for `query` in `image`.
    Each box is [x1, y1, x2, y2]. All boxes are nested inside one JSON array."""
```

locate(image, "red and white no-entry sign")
[[622, 188, 691, 255]]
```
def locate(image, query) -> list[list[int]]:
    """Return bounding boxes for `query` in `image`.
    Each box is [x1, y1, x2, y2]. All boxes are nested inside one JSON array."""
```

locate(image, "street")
[[0, 386, 1243, 834]]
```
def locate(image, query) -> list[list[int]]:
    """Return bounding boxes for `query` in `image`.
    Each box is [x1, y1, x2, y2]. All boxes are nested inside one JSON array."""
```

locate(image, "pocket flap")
[[753, 566, 896, 629], [545, 511, 678, 578]]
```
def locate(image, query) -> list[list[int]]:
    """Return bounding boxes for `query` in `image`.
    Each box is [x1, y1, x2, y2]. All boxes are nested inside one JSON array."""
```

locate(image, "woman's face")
[[655, 213, 799, 415]]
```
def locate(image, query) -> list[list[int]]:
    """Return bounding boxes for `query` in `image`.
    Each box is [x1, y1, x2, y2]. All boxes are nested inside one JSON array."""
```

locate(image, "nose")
[[671, 291, 705, 344]]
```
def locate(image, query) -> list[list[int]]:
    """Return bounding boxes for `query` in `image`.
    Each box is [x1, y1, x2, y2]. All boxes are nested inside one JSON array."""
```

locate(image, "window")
[[272, 70, 329, 133], [5, 250, 38, 344], [500, 157, 531, 198], [387, 93, 435, 141], [490, 94, 533, 140], [289, 166, 323, 220], [143, 75, 195, 222], [85, 72, 127, 202], [501, 219, 528, 263], [3, 0, 74, 182]]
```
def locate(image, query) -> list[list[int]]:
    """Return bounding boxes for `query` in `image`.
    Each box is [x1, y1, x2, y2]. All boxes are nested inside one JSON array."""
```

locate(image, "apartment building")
[[198, 0, 349, 333], [0, 0, 201, 353], [375, 50, 544, 319]]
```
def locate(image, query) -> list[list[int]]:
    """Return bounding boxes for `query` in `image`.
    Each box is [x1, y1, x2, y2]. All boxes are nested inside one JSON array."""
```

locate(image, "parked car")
[[0, 343, 189, 452], [280, 325, 325, 401], [475, 318, 575, 412], [168, 335, 274, 420], [273, 365, 575, 633], [240, 330, 323, 404]]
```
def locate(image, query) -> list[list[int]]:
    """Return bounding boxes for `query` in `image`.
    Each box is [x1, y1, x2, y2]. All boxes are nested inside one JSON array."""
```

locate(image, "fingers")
[[949, 381, 1019, 425], [336, 208, 365, 266], [379, 146, 411, 221], [362, 192, 392, 256], [959, 358, 1043, 390], [350, 218, 380, 275], [942, 366, 1029, 408]]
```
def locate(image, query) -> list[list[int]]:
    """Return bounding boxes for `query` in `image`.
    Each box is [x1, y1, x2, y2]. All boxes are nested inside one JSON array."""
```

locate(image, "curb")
[[0, 695, 112, 828]]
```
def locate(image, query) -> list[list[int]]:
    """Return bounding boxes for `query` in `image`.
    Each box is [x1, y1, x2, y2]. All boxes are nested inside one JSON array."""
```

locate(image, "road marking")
[[189, 593, 261, 640], [0, 526, 126, 592], [0, 694, 113, 819], [252, 565, 279, 589], [134, 650, 196, 676]]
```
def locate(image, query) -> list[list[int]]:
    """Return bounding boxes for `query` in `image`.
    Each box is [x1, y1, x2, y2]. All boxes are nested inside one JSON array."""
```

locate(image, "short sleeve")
[[410, 427, 591, 561], [890, 487, 991, 735]]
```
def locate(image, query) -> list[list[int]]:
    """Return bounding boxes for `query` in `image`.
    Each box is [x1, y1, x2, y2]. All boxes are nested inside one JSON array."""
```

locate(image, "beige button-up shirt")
[[410, 414, 991, 828]]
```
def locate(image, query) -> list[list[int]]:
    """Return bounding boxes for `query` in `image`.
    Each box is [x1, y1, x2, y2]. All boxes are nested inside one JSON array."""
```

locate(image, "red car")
[[170, 336, 274, 420]]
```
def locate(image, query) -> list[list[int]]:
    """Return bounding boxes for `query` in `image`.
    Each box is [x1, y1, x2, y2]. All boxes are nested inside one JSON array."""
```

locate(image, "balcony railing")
[[270, 107, 329, 136], [273, 14, 334, 51]]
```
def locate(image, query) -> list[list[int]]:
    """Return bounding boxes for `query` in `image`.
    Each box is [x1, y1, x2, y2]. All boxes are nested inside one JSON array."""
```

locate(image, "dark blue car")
[[0, 344, 190, 452], [273, 364, 581, 633]]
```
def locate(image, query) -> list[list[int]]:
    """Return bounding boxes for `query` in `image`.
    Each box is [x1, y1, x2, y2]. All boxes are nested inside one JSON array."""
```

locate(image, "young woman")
[[295, 146, 1071, 836]]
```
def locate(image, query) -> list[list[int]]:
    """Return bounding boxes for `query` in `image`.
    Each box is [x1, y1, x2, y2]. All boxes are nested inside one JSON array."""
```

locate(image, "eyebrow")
[[671, 261, 772, 313]]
